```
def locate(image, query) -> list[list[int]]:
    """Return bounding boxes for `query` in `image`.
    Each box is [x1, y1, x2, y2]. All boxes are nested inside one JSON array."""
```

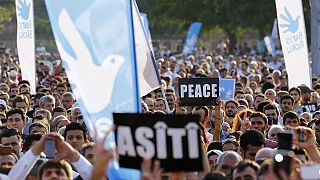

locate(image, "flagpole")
[[129, 0, 141, 112]]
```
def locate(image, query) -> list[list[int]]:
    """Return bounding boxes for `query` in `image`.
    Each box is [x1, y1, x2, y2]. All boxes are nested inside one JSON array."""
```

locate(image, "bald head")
[[255, 148, 276, 161], [265, 89, 276, 102]]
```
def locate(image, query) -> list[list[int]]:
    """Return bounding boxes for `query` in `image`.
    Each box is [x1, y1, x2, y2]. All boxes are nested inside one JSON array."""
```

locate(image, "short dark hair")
[[256, 101, 272, 113], [32, 115, 47, 123], [18, 80, 30, 86], [0, 128, 21, 144], [207, 141, 223, 152], [235, 82, 244, 88], [38, 160, 72, 179], [22, 134, 42, 152], [249, 112, 268, 125], [283, 111, 299, 125], [233, 160, 260, 174], [56, 83, 66, 89], [34, 92, 46, 101], [254, 94, 266, 101], [280, 95, 294, 104], [29, 122, 49, 135], [240, 129, 265, 152], [235, 90, 245, 96], [63, 122, 87, 140], [53, 106, 66, 114], [225, 100, 240, 110], [6, 109, 26, 123], [263, 104, 279, 116], [193, 106, 209, 117], [203, 172, 228, 180], [36, 85, 46, 92], [12, 95, 29, 109]]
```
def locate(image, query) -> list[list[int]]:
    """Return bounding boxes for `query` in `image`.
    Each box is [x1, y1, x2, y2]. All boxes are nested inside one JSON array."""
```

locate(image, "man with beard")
[[263, 104, 281, 125], [314, 120, 320, 146], [298, 85, 314, 105], [165, 92, 175, 112], [224, 100, 240, 126], [280, 95, 294, 116]]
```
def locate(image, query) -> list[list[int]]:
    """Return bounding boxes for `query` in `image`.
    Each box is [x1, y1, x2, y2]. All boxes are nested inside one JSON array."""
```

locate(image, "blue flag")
[[182, 22, 202, 55], [219, 79, 235, 101], [45, 0, 141, 179]]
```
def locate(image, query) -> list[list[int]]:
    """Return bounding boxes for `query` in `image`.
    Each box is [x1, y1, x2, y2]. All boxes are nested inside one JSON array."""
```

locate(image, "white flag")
[[16, 0, 35, 93], [275, 0, 311, 88], [132, 0, 161, 96]]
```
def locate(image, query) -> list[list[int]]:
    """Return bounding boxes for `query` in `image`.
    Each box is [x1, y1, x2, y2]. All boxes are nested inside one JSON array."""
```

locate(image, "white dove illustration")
[[57, 9, 125, 113]]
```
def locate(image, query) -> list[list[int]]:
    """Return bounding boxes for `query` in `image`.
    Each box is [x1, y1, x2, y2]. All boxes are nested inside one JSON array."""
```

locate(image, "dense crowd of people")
[[0, 42, 318, 180]]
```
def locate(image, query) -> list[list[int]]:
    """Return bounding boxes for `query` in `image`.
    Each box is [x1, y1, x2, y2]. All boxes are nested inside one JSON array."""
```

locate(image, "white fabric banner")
[[16, 0, 35, 93], [275, 0, 311, 88], [132, 0, 161, 96]]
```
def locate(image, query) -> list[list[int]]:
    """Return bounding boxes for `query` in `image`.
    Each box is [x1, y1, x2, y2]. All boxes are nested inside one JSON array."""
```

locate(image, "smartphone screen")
[[301, 164, 320, 179], [44, 139, 55, 159], [0, 147, 11, 155]]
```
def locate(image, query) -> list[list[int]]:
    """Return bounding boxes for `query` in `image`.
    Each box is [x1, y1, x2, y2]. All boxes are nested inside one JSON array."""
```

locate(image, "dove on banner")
[[45, 0, 141, 179]]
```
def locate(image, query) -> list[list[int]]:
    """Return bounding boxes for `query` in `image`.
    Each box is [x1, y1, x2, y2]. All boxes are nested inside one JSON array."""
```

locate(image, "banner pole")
[[161, 86, 170, 113]]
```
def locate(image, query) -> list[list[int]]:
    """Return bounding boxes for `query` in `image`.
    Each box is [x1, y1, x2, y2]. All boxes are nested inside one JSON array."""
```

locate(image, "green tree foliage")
[[137, 0, 311, 49], [0, 6, 15, 29]]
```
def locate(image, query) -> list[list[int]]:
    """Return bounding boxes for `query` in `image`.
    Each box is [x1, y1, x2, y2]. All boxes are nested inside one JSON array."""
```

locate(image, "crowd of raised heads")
[[0, 43, 318, 179]]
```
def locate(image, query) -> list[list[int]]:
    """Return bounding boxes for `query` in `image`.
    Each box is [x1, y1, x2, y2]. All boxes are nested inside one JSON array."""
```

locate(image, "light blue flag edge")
[[44, 0, 141, 179], [182, 22, 202, 55]]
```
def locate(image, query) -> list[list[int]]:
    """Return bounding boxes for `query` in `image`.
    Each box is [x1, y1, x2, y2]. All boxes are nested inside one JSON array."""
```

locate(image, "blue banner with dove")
[[182, 22, 202, 55], [45, 0, 141, 179]]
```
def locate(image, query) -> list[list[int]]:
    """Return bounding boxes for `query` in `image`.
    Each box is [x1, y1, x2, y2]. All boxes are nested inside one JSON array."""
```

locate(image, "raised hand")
[[55, 138, 80, 163], [90, 127, 115, 180], [141, 159, 163, 180], [239, 111, 251, 133], [31, 133, 62, 156]]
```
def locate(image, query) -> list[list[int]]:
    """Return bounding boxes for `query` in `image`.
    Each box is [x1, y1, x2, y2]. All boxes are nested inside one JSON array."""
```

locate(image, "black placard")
[[178, 78, 219, 106], [113, 113, 203, 172], [303, 103, 317, 113]]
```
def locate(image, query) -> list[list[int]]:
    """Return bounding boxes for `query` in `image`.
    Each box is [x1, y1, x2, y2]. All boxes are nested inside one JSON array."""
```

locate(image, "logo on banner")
[[280, 7, 299, 33], [17, 0, 32, 39], [279, 6, 304, 54], [17, 0, 30, 20], [219, 79, 235, 101]]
